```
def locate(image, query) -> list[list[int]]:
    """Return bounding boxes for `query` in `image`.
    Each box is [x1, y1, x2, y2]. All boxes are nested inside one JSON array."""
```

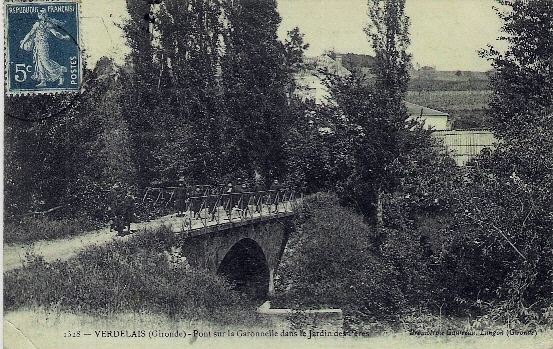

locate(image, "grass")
[[4, 225, 264, 327], [4, 215, 99, 244]]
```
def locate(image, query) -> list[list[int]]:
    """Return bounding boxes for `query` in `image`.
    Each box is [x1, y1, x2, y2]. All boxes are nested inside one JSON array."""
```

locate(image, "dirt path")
[[3, 205, 291, 272], [3, 213, 188, 272]]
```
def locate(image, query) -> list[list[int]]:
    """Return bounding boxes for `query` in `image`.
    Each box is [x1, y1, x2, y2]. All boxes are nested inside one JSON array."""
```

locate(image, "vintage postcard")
[[3, 0, 552, 349]]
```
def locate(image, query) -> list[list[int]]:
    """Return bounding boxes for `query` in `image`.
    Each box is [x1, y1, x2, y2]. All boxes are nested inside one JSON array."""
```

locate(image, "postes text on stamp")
[[5, 1, 80, 94]]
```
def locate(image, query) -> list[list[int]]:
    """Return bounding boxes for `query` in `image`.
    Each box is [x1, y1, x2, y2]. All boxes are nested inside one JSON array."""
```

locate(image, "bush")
[[3, 216, 97, 243], [273, 193, 405, 329], [4, 226, 260, 325]]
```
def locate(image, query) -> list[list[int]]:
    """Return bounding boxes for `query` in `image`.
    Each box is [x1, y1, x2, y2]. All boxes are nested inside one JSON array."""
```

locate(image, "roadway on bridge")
[[3, 201, 296, 273]]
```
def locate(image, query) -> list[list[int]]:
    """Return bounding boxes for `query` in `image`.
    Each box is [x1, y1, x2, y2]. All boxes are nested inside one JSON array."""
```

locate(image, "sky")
[[79, 0, 505, 71], [277, 0, 504, 71]]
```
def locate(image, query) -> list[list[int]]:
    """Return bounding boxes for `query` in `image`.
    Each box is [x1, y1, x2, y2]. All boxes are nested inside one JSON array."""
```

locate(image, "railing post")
[[216, 194, 221, 225], [165, 190, 174, 208], [202, 195, 207, 232]]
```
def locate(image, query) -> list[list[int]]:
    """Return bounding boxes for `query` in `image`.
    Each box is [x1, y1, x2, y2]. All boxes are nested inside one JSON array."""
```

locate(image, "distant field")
[[407, 90, 492, 130], [406, 90, 491, 111], [410, 70, 490, 81], [408, 70, 490, 91]]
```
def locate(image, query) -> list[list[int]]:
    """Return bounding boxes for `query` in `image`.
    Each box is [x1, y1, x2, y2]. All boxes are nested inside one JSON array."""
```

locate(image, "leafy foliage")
[[4, 226, 259, 325], [461, 0, 553, 322], [284, 27, 310, 73], [365, 0, 411, 102], [5, 0, 302, 227], [4, 62, 133, 222], [274, 195, 404, 322], [120, 0, 227, 184], [220, 0, 293, 184], [284, 101, 347, 193], [480, 0, 553, 140], [279, 0, 552, 330], [308, 0, 431, 223], [275, 193, 464, 331]]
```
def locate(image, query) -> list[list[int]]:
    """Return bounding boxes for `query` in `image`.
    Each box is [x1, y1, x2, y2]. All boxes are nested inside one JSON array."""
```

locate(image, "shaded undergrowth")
[[273, 193, 553, 335], [4, 226, 262, 326]]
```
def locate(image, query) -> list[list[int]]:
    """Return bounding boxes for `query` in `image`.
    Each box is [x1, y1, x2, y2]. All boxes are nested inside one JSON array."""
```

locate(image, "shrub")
[[3, 216, 97, 243], [273, 193, 405, 329], [4, 226, 260, 325]]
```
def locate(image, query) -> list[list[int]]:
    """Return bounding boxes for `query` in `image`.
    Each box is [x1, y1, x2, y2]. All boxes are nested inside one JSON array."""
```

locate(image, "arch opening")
[[217, 238, 270, 300]]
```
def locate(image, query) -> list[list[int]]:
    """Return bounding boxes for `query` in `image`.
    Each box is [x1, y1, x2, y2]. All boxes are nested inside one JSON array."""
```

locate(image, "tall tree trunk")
[[376, 186, 384, 227]]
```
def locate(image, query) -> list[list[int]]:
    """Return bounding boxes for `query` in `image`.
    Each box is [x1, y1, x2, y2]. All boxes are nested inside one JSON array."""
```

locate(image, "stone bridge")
[[180, 217, 294, 299], [156, 190, 299, 299]]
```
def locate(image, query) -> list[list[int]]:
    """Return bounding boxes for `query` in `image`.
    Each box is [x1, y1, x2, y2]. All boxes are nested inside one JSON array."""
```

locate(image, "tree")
[[365, 0, 411, 110], [284, 101, 347, 193], [364, 0, 413, 226], [481, 0, 553, 141], [154, 0, 226, 182], [321, 0, 419, 224], [221, 0, 292, 184], [3, 60, 136, 221], [121, 0, 227, 184], [3, 98, 73, 216], [478, 0, 553, 194], [283, 27, 309, 73], [455, 0, 553, 322], [120, 0, 165, 186], [283, 27, 309, 101]]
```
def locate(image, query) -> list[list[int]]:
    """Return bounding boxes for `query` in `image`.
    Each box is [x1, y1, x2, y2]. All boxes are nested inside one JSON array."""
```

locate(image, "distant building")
[[433, 130, 496, 166], [405, 104, 496, 166], [293, 54, 351, 104], [406, 102, 450, 131], [293, 56, 496, 166]]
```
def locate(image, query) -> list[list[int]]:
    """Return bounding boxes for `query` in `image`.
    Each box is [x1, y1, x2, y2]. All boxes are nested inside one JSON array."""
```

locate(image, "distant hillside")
[[334, 53, 492, 129], [409, 68, 491, 91], [410, 68, 490, 81], [406, 69, 492, 128], [337, 53, 492, 91], [339, 53, 376, 72]]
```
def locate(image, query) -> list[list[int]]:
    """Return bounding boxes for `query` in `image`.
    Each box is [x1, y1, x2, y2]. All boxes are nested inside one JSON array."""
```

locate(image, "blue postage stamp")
[[5, 1, 80, 94]]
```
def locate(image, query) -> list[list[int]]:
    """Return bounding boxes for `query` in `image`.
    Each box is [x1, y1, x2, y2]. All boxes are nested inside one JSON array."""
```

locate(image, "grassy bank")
[[4, 216, 99, 244], [4, 226, 263, 326]]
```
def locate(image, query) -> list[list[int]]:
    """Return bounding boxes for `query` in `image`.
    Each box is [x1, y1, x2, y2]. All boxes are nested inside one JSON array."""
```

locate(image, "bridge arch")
[[178, 219, 293, 298], [217, 238, 270, 300]]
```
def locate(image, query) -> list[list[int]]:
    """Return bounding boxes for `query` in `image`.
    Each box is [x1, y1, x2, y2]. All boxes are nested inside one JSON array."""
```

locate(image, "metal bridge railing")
[[175, 189, 300, 235]]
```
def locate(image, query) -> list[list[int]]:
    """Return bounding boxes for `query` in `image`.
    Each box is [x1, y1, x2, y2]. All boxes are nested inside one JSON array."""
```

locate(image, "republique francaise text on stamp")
[[5, 1, 80, 94]]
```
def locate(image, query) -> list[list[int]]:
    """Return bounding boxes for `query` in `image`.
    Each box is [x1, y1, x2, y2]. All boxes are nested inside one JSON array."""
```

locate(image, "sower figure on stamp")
[[19, 8, 71, 87]]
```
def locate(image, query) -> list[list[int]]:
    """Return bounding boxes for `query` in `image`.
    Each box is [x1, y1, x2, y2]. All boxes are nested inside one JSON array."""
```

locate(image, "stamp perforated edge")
[[4, 0, 82, 96]]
